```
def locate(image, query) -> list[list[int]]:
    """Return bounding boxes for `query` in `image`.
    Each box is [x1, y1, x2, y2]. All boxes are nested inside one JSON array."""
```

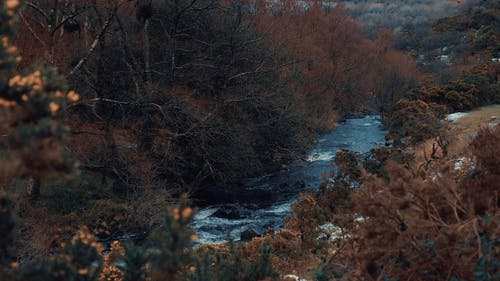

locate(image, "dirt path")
[[410, 105, 500, 163], [447, 104, 500, 138], [444, 105, 500, 156]]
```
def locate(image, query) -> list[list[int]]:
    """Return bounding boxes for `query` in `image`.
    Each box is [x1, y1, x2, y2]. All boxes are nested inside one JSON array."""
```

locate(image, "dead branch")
[[68, 9, 116, 77]]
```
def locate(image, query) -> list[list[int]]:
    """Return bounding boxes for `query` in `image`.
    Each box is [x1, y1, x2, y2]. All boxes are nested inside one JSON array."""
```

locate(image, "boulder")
[[213, 205, 247, 219], [240, 227, 261, 241]]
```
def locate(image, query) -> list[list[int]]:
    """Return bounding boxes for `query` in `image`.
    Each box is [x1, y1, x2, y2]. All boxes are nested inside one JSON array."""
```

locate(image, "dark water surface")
[[192, 115, 387, 244]]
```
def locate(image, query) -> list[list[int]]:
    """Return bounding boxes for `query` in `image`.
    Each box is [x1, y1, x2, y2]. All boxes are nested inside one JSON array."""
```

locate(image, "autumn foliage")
[[6, 0, 424, 196], [1, 0, 499, 280], [258, 124, 498, 280], [385, 62, 500, 143], [254, 1, 421, 127]]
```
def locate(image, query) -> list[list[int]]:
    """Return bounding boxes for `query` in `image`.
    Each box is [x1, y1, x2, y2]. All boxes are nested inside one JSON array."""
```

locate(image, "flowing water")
[[192, 115, 387, 244]]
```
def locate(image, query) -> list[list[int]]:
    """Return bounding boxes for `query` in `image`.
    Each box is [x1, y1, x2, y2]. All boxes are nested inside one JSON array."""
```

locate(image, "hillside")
[[445, 104, 500, 152], [341, 0, 467, 35], [0, 0, 498, 280]]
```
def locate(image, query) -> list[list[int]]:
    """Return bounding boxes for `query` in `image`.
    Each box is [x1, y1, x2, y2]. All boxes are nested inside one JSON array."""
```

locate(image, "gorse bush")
[[188, 243, 278, 281], [383, 3, 500, 144], [0, 0, 77, 198], [1, 1, 498, 281], [386, 98, 446, 143], [1, 0, 80, 271], [287, 125, 500, 280], [385, 62, 500, 144], [11, 228, 104, 281], [1, 198, 278, 281]]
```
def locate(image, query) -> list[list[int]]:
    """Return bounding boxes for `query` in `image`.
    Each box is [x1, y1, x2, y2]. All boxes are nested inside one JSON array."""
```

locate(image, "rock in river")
[[240, 227, 261, 241], [213, 205, 248, 219]]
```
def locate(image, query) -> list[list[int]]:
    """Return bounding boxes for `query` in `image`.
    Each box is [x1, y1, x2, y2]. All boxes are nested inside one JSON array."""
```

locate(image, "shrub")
[[0, 0, 77, 199], [384, 62, 500, 145], [362, 147, 414, 179], [316, 125, 500, 280], [12, 228, 103, 281], [189, 243, 278, 281], [414, 81, 479, 112], [6, 194, 278, 281], [387, 98, 446, 143], [276, 124, 498, 280]]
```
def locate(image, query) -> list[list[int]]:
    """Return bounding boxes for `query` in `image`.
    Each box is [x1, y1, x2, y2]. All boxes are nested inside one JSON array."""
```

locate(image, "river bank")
[[192, 115, 387, 244]]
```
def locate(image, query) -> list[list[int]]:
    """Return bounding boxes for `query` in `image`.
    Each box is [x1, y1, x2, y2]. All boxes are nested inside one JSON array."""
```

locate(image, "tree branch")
[[68, 9, 116, 77]]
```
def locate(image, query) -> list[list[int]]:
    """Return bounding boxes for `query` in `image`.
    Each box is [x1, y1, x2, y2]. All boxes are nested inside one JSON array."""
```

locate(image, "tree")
[[12, 0, 314, 194]]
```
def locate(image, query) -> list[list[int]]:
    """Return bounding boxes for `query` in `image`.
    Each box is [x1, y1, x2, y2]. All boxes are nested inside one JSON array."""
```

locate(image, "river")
[[192, 115, 387, 244]]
